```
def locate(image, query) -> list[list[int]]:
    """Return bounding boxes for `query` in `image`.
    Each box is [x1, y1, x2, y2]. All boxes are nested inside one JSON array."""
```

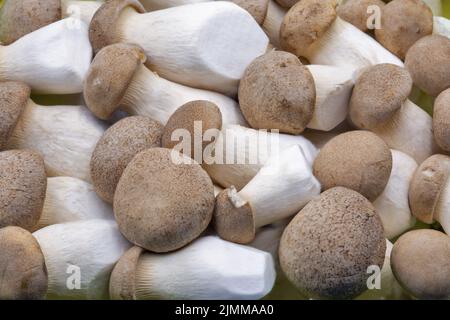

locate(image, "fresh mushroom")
[[337, 0, 386, 32], [0, 81, 106, 182], [433, 88, 450, 152], [391, 229, 450, 299], [84, 43, 245, 125], [214, 145, 320, 244], [89, 0, 268, 95], [109, 236, 276, 300]]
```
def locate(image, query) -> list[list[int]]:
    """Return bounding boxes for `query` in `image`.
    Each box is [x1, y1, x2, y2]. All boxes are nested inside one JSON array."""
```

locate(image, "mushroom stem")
[[61, 0, 103, 25], [434, 16, 450, 39], [435, 178, 450, 235], [262, 0, 286, 48], [424, 0, 442, 15]]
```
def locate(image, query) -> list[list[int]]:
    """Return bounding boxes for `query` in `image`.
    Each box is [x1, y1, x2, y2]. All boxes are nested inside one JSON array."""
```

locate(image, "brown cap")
[[231, 0, 269, 25], [89, 0, 145, 54], [84, 43, 146, 120], [238, 50, 315, 134], [409, 154, 450, 224], [213, 187, 256, 244], [0, 226, 47, 299], [91, 116, 164, 203], [0, 81, 30, 149], [109, 246, 143, 300], [433, 88, 450, 152], [275, 0, 299, 9], [337, 0, 385, 32], [349, 64, 413, 130], [280, 0, 338, 57], [0, 150, 47, 230], [114, 148, 215, 253], [375, 0, 433, 60], [279, 187, 386, 299], [313, 131, 392, 201], [391, 229, 450, 300], [0, 0, 61, 45], [405, 35, 450, 97]]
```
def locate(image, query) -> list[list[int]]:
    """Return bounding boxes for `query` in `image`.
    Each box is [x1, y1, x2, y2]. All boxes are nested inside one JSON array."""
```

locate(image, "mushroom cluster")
[[0, 0, 449, 301]]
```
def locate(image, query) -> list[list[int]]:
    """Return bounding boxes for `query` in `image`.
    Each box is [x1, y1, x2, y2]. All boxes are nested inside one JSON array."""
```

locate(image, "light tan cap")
[[0, 226, 47, 299], [409, 154, 450, 224], [89, 0, 145, 54], [275, 0, 299, 9], [238, 50, 315, 134], [349, 64, 413, 130], [0, 0, 61, 45], [405, 35, 450, 97], [433, 88, 450, 152], [84, 43, 146, 120], [91, 116, 163, 203], [231, 0, 269, 25], [114, 148, 215, 253], [337, 0, 385, 32], [279, 187, 386, 299], [391, 229, 450, 300], [313, 131, 392, 201]]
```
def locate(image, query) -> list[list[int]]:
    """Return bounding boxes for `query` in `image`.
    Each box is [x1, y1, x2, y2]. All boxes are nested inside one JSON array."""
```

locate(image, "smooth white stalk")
[[262, 0, 286, 48], [434, 16, 450, 39], [62, 0, 103, 25]]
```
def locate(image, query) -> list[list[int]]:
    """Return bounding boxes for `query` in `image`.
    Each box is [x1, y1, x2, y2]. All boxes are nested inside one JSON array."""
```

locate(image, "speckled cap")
[[275, 0, 299, 9], [0, 226, 47, 299], [89, 0, 146, 54], [0, 150, 47, 230], [279, 187, 386, 299], [349, 64, 413, 130], [231, 0, 269, 25], [91, 116, 164, 203], [433, 89, 450, 152], [109, 246, 143, 300], [238, 50, 315, 134], [0, 0, 61, 45], [391, 229, 450, 300], [114, 148, 215, 253], [409, 154, 450, 224], [84, 43, 146, 120], [313, 131, 392, 201], [337, 0, 385, 32], [0, 81, 31, 150]]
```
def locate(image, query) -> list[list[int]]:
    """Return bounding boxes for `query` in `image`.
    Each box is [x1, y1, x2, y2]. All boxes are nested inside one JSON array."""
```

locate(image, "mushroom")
[[433, 88, 450, 152], [84, 43, 245, 125], [279, 0, 403, 74], [279, 187, 386, 299], [0, 19, 92, 94], [91, 116, 164, 203], [337, 0, 385, 32], [89, 0, 269, 95], [409, 154, 450, 235], [405, 35, 450, 97], [110, 236, 276, 300], [0, 150, 46, 231], [349, 63, 438, 163], [391, 229, 450, 299], [374, 0, 433, 60], [214, 145, 321, 244], [373, 150, 418, 239], [228, 0, 269, 25], [0, 81, 106, 182], [313, 130, 392, 201], [114, 148, 215, 253]]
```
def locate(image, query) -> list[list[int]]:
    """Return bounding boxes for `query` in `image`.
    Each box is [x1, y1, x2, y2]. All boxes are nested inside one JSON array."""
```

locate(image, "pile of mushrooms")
[[0, 0, 449, 301]]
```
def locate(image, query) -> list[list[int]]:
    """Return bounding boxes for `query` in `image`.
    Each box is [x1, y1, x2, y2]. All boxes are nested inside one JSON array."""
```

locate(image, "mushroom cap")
[[0, 226, 47, 299], [162, 100, 222, 160], [238, 51, 316, 134], [279, 187, 386, 299], [214, 187, 256, 244], [91, 116, 164, 203], [337, 0, 386, 32], [114, 148, 215, 253], [405, 35, 450, 97], [0, 150, 47, 230], [84, 43, 146, 120], [433, 88, 450, 152], [275, 0, 299, 9], [313, 131, 392, 201], [349, 64, 413, 130], [231, 0, 269, 25], [391, 229, 450, 300], [409, 154, 450, 224], [89, 0, 146, 54], [109, 246, 143, 300], [0, 0, 61, 45], [0, 81, 31, 149], [280, 0, 338, 57], [375, 0, 433, 60]]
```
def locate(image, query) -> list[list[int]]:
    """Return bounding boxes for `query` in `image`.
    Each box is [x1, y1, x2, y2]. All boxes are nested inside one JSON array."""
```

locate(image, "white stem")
[[7, 100, 106, 182], [140, 0, 208, 11], [423, 0, 442, 15], [135, 236, 275, 300], [122, 65, 246, 125], [435, 177, 450, 235], [0, 19, 92, 94], [262, 0, 286, 48], [214, 185, 224, 197], [61, 0, 103, 25], [117, 2, 268, 96], [249, 219, 290, 261], [433, 16, 450, 39], [33, 220, 132, 300]]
